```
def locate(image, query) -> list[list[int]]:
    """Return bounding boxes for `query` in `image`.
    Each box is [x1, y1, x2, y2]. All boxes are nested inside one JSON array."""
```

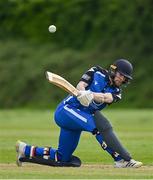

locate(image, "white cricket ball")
[[48, 25, 56, 33]]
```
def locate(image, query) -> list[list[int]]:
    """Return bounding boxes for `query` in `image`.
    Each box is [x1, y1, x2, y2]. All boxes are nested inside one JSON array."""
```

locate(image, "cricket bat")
[[46, 71, 79, 96]]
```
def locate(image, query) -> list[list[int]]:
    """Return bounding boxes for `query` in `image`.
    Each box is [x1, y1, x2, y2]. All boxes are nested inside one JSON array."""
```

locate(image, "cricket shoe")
[[16, 140, 27, 166], [114, 159, 143, 168]]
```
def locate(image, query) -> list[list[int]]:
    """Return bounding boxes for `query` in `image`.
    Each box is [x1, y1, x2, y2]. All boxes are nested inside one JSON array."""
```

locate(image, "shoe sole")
[[114, 162, 143, 168], [15, 140, 22, 167]]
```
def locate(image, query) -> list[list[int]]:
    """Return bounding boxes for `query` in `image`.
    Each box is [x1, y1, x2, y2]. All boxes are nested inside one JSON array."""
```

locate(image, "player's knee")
[[50, 150, 82, 167]]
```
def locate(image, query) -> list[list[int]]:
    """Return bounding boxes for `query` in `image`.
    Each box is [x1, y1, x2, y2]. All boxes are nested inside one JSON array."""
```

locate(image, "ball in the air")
[[48, 25, 56, 33]]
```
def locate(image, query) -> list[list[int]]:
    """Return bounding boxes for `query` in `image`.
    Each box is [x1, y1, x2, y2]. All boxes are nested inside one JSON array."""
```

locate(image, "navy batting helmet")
[[109, 59, 133, 80]]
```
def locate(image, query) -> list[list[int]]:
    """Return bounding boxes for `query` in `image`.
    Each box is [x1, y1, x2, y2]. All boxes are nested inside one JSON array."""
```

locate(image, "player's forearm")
[[104, 93, 113, 103], [93, 92, 113, 104], [77, 81, 113, 104]]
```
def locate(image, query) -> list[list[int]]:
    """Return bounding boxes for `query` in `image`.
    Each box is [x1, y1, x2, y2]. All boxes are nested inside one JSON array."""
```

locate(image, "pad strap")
[[30, 146, 36, 158]]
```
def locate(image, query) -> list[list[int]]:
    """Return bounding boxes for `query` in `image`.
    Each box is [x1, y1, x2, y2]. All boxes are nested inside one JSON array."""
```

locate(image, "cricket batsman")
[[16, 59, 143, 168]]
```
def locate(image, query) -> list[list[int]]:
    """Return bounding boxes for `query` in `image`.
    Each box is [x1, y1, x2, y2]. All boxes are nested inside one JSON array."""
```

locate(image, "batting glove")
[[77, 90, 94, 107]]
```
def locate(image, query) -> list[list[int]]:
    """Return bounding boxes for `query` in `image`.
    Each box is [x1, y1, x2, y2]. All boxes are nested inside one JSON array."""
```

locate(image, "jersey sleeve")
[[79, 67, 97, 85]]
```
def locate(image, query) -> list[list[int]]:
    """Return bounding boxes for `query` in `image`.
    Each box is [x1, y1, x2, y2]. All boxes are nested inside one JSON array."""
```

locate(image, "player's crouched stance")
[[15, 59, 142, 168], [16, 140, 81, 167], [16, 140, 142, 168]]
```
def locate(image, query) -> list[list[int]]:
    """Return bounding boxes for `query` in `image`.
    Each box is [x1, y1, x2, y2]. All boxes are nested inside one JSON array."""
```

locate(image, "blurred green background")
[[0, 0, 152, 109]]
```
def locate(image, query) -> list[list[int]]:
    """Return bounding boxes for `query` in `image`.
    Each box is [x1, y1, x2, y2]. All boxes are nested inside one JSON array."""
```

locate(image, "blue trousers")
[[25, 103, 122, 162], [54, 103, 121, 161]]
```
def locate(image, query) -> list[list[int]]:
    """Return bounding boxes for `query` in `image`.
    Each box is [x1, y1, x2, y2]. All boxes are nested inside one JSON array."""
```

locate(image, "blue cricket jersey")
[[61, 66, 122, 114]]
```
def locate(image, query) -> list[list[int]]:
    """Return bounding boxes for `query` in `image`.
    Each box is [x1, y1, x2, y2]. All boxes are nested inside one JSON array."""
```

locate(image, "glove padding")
[[77, 90, 94, 107]]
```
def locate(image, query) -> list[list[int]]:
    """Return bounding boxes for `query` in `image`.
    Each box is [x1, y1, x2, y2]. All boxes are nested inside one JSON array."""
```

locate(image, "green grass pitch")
[[0, 109, 153, 179]]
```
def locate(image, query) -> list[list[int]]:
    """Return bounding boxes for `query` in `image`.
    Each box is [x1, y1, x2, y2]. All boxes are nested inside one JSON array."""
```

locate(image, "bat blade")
[[46, 71, 79, 96]]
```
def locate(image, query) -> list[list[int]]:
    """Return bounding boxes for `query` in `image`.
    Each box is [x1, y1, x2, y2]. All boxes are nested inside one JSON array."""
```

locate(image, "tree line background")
[[0, 0, 152, 108]]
